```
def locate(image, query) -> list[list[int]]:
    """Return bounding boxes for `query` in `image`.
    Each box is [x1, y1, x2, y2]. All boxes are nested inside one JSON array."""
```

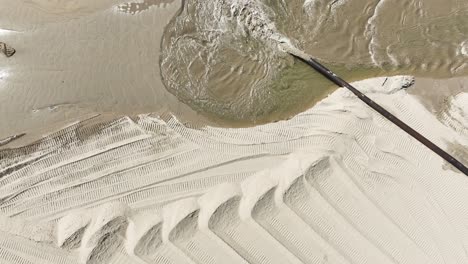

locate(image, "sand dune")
[[0, 76, 467, 263]]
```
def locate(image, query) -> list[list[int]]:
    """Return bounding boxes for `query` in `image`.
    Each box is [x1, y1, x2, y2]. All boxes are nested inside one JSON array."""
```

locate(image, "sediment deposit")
[[0, 76, 467, 263]]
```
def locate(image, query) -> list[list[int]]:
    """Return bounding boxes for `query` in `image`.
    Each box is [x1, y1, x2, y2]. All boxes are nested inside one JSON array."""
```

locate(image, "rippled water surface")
[[161, 0, 468, 124]]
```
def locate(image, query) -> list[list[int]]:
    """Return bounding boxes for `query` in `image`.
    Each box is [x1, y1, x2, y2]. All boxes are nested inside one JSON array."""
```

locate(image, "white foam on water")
[[460, 41, 468, 56], [365, 0, 388, 66]]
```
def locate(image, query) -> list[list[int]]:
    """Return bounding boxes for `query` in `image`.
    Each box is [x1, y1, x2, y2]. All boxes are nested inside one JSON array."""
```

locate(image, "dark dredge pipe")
[[291, 54, 468, 177]]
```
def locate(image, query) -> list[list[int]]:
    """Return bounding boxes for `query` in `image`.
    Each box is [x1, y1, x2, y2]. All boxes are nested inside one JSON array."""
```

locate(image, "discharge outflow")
[[274, 40, 468, 175], [231, 0, 468, 175]]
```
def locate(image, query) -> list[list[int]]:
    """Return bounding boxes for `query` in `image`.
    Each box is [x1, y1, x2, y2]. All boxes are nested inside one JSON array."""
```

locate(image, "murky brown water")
[[1, 0, 467, 142], [161, 0, 468, 125]]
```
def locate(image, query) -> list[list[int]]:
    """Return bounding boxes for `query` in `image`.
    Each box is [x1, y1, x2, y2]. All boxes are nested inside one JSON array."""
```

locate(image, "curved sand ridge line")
[[49, 152, 468, 264], [0, 76, 468, 263]]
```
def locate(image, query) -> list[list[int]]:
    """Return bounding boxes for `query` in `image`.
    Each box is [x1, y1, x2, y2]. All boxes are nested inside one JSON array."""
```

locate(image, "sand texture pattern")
[[0, 76, 467, 264]]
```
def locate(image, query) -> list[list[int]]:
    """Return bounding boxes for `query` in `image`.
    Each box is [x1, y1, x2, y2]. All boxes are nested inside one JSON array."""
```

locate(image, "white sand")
[[0, 75, 467, 263]]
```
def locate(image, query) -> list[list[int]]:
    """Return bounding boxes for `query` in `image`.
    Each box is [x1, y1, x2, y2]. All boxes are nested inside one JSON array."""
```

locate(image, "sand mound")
[[56, 210, 91, 249], [0, 76, 467, 263], [54, 203, 130, 263]]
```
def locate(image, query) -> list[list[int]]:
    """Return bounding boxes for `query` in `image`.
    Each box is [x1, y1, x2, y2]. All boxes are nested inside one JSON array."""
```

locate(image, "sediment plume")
[[1, 1, 467, 263], [160, 0, 301, 122]]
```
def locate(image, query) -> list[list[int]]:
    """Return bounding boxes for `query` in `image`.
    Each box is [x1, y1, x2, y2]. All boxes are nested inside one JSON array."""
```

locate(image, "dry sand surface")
[[0, 76, 467, 263]]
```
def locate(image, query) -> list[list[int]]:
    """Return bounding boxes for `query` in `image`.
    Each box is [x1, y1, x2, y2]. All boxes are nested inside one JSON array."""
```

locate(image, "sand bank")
[[0, 76, 467, 263]]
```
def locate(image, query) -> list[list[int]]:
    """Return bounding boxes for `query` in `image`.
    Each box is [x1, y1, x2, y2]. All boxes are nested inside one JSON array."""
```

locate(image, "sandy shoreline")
[[0, 75, 466, 149]]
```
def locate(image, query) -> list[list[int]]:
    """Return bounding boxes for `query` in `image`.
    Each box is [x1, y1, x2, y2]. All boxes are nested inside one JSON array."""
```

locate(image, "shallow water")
[[0, 0, 192, 140], [161, 0, 468, 124], [0, 0, 467, 140]]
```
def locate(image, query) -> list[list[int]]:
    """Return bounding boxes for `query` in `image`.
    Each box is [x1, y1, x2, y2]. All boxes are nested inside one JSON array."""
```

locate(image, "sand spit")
[[0, 76, 467, 263]]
